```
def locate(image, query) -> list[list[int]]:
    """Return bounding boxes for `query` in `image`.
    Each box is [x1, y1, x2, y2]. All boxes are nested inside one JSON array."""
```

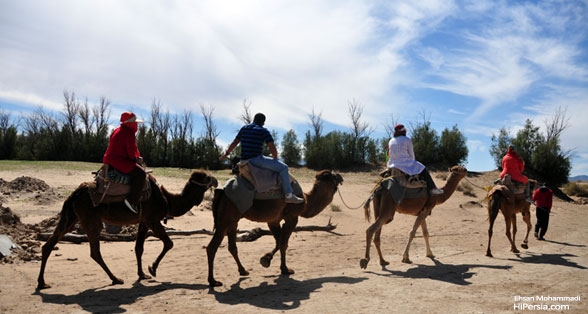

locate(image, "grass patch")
[[562, 181, 588, 197]]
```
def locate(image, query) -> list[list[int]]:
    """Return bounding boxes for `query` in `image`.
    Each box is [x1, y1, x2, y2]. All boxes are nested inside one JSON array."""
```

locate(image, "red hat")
[[120, 112, 143, 124], [394, 124, 406, 132]]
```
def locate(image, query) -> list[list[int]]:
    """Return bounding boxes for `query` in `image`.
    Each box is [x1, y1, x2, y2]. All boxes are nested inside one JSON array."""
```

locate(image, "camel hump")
[[237, 160, 284, 193], [380, 168, 426, 189], [89, 164, 151, 206]]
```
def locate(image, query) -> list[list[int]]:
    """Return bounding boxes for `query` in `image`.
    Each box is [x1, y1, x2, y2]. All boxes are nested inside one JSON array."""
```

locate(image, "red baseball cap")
[[120, 112, 143, 124]]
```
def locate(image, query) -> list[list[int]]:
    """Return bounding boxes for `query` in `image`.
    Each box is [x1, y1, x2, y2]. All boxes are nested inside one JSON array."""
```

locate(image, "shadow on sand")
[[210, 275, 367, 310], [508, 251, 587, 269], [34, 280, 209, 313], [368, 258, 512, 286]]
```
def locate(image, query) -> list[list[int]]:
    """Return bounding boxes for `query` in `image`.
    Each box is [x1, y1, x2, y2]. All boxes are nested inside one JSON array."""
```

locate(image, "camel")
[[485, 179, 537, 257], [206, 170, 344, 287], [36, 169, 218, 290], [360, 166, 468, 268]]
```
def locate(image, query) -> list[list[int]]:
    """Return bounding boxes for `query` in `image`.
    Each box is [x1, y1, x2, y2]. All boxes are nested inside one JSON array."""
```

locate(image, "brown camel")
[[485, 179, 537, 257], [206, 170, 344, 287], [360, 166, 468, 268], [36, 169, 218, 290]]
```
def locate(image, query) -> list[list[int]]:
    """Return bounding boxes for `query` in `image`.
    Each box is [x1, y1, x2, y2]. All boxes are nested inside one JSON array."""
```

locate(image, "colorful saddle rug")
[[88, 164, 151, 207]]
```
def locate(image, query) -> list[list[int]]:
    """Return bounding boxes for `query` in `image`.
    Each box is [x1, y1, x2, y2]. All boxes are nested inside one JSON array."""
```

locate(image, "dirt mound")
[[0, 176, 61, 205]]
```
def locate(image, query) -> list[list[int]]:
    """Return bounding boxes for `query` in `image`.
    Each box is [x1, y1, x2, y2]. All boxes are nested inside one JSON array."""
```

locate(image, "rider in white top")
[[387, 124, 443, 195]]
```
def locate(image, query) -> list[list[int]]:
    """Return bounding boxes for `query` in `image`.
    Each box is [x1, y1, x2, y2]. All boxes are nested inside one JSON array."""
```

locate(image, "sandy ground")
[[0, 165, 586, 314]]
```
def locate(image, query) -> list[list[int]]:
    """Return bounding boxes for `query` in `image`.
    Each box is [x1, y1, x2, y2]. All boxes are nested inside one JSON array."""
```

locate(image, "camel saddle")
[[488, 174, 525, 204], [379, 168, 427, 189], [222, 161, 303, 213], [374, 176, 428, 205], [88, 164, 152, 207]]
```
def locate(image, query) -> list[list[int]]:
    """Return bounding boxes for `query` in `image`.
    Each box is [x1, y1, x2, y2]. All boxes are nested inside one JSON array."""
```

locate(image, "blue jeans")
[[247, 155, 292, 194]]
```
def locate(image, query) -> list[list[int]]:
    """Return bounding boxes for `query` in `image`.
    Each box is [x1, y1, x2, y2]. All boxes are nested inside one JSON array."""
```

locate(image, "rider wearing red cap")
[[103, 112, 146, 213]]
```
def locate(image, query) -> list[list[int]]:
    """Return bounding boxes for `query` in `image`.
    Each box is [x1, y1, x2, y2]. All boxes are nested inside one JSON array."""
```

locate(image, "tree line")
[[0, 91, 571, 186]]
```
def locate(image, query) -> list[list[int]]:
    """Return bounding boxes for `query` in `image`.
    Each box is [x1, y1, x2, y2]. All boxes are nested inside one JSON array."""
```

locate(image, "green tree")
[[438, 125, 468, 167], [281, 129, 301, 166], [489, 127, 511, 169], [411, 121, 439, 167]]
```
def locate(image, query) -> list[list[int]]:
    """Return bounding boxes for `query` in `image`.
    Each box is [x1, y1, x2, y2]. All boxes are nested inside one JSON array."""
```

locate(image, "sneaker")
[[124, 199, 139, 214], [430, 188, 444, 195], [285, 194, 304, 204]]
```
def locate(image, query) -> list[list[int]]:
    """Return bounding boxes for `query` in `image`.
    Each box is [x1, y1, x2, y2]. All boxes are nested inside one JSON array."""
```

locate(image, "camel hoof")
[[209, 279, 223, 287], [360, 258, 369, 269], [260, 255, 272, 268], [148, 265, 157, 277], [511, 248, 520, 254], [112, 278, 124, 285], [37, 283, 51, 290], [281, 267, 295, 275], [238, 269, 249, 276], [138, 273, 152, 280], [486, 252, 493, 258], [379, 260, 390, 266], [401, 258, 412, 264], [521, 243, 528, 249]]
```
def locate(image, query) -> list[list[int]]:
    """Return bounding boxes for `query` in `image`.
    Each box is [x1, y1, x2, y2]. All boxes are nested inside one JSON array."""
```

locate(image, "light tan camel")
[[206, 170, 344, 287], [360, 166, 468, 268], [37, 170, 218, 290], [485, 179, 537, 257]]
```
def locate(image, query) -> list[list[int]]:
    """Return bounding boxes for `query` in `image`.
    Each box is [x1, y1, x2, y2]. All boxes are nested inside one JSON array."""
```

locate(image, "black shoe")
[[124, 199, 139, 214], [538, 237, 545, 241]]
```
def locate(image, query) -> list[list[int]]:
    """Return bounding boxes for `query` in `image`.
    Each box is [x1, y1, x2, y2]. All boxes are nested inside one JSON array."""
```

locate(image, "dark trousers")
[[535, 207, 550, 238], [420, 168, 438, 190], [128, 165, 146, 205]]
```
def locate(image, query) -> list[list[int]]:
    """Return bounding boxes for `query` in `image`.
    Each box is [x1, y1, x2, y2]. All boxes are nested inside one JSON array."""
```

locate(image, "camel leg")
[[134, 223, 151, 280], [402, 212, 427, 263], [277, 216, 298, 275], [486, 197, 501, 257], [85, 221, 124, 285], [260, 222, 282, 268], [420, 219, 435, 259], [510, 214, 519, 253], [227, 224, 249, 277], [520, 211, 532, 249], [361, 216, 386, 269], [373, 228, 389, 266], [147, 222, 174, 278], [206, 224, 228, 287], [502, 214, 518, 254], [36, 209, 78, 290]]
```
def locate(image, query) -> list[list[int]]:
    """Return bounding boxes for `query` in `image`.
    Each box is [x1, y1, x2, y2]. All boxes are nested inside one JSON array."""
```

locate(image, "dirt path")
[[0, 165, 586, 313]]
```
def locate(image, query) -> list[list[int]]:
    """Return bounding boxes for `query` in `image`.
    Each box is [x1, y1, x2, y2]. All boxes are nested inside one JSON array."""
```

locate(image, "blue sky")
[[1, 0, 587, 176]]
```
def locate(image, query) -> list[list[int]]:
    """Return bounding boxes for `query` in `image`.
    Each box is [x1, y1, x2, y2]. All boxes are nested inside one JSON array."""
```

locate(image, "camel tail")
[[363, 195, 372, 222], [487, 191, 501, 222], [211, 188, 224, 231]]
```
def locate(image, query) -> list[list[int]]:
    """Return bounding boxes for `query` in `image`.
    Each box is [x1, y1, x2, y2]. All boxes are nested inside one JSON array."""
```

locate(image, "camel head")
[[162, 170, 218, 217], [300, 170, 343, 218], [187, 170, 219, 191]]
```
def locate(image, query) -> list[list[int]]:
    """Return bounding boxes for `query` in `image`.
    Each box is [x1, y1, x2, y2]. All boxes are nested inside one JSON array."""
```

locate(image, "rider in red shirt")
[[103, 112, 145, 213], [500, 145, 532, 203]]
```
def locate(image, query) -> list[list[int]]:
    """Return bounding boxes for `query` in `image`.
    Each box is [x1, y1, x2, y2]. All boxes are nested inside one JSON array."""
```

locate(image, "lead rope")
[[336, 188, 366, 210]]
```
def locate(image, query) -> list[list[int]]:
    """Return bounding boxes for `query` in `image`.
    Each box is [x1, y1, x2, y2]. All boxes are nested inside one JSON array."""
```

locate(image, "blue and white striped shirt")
[[236, 123, 274, 160]]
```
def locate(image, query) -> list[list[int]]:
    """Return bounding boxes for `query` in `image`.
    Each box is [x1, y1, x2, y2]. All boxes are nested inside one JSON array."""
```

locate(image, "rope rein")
[[337, 188, 366, 210]]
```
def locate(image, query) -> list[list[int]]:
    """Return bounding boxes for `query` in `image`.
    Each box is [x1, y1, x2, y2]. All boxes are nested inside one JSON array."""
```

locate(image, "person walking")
[[386, 124, 443, 195], [103, 112, 146, 213], [220, 113, 303, 204], [533, 182, 553, 240]]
